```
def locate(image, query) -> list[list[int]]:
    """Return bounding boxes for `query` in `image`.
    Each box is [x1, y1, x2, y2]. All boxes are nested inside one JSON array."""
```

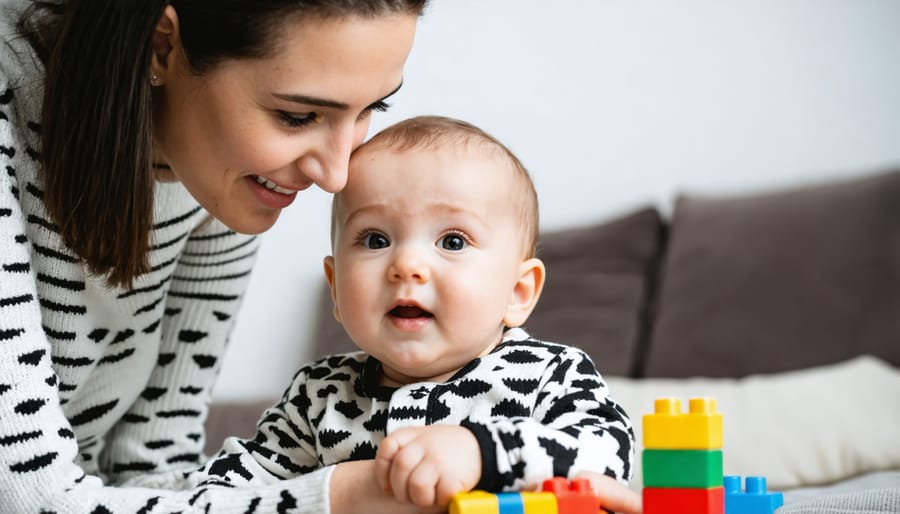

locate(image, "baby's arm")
[[372, 346, 634, 510], [466, 346, 635, 492], [374, 425, 481, 509], [127, 367, 323, 490]]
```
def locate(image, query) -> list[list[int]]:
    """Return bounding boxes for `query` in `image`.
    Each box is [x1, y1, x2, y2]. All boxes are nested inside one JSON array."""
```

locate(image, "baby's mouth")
[[389, 305, 434, 319]]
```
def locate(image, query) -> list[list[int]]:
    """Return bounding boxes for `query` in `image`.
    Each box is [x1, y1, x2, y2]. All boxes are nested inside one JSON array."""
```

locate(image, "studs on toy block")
[[542, 477, 598, 513], [724, 475, 784, 514], [643, 397, 723, 449]]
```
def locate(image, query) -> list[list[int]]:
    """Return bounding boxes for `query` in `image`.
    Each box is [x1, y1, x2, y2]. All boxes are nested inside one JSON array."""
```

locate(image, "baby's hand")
[[375, 425, 481, 509], [574, 470, 643, 514]]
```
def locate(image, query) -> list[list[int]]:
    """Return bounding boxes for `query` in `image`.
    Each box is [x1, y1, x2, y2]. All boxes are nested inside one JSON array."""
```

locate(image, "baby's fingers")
[[388, 443, 427, 504], [433, 474, 468, 509], [576, 472, 642, 514], [405, 460, 440, 508], [375, 436, 403, 492]]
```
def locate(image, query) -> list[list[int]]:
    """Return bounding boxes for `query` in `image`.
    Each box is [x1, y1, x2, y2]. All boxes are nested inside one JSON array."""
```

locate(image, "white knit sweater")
[[0, 1, 331, 512]]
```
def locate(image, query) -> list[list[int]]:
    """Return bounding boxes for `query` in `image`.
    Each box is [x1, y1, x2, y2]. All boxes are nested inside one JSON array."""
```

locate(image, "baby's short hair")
[[345, 115, 539, 257]]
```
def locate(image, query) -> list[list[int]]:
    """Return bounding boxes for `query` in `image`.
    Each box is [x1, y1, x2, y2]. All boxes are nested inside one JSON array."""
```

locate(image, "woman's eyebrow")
[[271, 81, 404, 110], [271, 92, 348, 109]]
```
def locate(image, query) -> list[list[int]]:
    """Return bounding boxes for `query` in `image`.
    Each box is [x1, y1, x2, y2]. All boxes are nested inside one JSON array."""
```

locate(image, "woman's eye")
[[439, 234, 467, 251], [277, 111, 319, 128], [363, 233, 390, 249], [358, 100, 391, 121]]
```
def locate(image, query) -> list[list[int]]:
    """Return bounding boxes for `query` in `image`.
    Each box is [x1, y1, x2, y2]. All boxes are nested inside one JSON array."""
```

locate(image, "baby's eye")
[[439, 234, 467, 251], [362, 233, 390, 249]]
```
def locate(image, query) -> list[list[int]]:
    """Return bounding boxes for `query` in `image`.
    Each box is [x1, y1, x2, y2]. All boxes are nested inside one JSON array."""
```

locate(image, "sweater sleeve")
[[129, 365, 325, 490], [0, 162, 336, 512], [99, 217, 261, 483], [0, 77, 335, 512], [464, 347, 635, 492]]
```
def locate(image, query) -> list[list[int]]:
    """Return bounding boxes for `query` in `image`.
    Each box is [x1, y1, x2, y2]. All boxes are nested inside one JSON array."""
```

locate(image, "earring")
[[150, 74, 159, 85]]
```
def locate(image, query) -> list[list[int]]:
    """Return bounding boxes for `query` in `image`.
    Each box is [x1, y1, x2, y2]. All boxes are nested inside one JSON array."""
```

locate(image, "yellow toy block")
[[643, 397, 723, 449], [449, 491, 498, 514], [521, 491, 558, 514]]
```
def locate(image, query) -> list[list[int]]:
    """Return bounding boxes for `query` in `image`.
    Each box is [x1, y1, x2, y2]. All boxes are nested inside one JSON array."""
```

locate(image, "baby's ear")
[[323, 256, 341, 323], [503, 257, 545, 328]]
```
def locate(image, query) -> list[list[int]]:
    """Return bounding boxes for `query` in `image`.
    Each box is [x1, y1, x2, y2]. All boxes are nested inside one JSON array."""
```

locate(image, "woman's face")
[[152, 12, 418, 234]]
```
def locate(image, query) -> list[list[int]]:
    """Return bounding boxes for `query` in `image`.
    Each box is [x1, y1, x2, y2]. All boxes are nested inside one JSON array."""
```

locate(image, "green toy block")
[[643, 449, 723, 488]]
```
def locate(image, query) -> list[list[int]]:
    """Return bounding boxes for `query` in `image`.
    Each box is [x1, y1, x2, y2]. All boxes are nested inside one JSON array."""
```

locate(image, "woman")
[[0, 0, 425, 511]]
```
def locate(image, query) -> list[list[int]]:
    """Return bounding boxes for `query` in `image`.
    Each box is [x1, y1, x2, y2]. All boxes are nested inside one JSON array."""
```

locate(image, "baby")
[[186, 115, 634, 510]]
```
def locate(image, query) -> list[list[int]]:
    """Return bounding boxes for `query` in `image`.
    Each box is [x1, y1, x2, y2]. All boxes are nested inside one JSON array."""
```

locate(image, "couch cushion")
[[644, 169, 900, 378], [311, 207, 665, 377], [780, 487, 900, 514], [311, 286, 358, 361], [204, 400, 273, 456], [607, 355, 900, 491], [525, 207, 664, 376]]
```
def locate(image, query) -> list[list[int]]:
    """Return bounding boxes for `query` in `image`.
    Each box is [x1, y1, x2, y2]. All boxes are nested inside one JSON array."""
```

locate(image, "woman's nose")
[[294, 122, 362, 193], [388, 246, 429, 283]]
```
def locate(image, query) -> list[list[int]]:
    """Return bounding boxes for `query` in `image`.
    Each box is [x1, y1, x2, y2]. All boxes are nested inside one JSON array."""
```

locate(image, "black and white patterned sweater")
[[170, 328, 634, 494], [0, 1, 334, 512]]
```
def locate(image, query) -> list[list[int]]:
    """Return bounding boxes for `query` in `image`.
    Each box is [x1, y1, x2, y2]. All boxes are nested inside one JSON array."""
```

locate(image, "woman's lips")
[[254, 175, 300, 195], [247, 175, 298, 209]]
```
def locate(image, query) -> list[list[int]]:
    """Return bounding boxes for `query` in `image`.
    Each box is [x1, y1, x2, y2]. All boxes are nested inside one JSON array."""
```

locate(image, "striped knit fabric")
[[0, 1, 332, 511]]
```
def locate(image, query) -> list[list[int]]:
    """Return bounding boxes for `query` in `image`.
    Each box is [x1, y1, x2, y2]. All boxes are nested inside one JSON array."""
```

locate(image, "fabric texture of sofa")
[[206, 168, 900, 506]]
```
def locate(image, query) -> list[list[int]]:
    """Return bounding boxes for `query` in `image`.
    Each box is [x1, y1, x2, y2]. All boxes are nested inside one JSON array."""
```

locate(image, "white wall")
[[214, 0, 900, 401]]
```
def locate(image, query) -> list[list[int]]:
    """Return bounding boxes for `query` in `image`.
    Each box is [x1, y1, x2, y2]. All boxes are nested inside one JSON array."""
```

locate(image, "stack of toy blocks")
[[642, 397, 725, 514], [449, 476, 598, 514], [724, 475, 784, 514]]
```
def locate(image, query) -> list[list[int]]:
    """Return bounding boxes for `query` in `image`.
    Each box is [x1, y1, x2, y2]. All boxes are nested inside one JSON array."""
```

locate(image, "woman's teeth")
[[255, 175, 297, 195]]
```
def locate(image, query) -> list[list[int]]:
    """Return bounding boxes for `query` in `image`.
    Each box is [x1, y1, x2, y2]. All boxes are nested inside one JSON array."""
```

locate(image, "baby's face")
[[326, 144, 528, 385]]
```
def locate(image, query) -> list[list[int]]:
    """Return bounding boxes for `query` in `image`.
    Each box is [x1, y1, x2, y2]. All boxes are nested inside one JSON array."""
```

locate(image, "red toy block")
[[643, 486, 724, 514], [541, 477, 598, 514]]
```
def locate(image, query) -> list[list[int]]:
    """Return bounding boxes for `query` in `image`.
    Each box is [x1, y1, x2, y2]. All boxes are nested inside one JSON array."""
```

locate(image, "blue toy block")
[[724, 475, 784, 514], [497, 492, 524, 514]]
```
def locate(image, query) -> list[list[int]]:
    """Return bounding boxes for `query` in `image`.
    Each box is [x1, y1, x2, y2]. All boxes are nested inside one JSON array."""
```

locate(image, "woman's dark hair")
[[19, 0, 427, 288]]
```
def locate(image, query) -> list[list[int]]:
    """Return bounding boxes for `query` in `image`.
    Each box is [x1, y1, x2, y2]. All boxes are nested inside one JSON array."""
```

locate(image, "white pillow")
[[604, 355, 900, 491]]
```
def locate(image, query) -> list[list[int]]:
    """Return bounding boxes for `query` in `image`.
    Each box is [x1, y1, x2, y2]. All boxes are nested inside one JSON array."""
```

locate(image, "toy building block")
[[450, 490, 499, 514], [724, 475, 784, 514], [643, 449, 724, 488], [519, 491, 557, 514], [643, 486, 724, 514], [497, 492, 524, 514], [449, 477, 600, 514], [541, 477, 597, 514], [643, 397, 723, 449]]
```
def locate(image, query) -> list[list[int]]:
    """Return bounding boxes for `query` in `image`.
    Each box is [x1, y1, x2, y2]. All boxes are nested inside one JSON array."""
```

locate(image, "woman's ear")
[[150, 5, 180, 84], [502, 257, 546, 328], [323, 256, 342, 323]]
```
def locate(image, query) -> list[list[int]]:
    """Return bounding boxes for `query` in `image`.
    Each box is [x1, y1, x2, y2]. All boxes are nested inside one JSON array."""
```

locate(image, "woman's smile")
[[246, 175, 301, 209]]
